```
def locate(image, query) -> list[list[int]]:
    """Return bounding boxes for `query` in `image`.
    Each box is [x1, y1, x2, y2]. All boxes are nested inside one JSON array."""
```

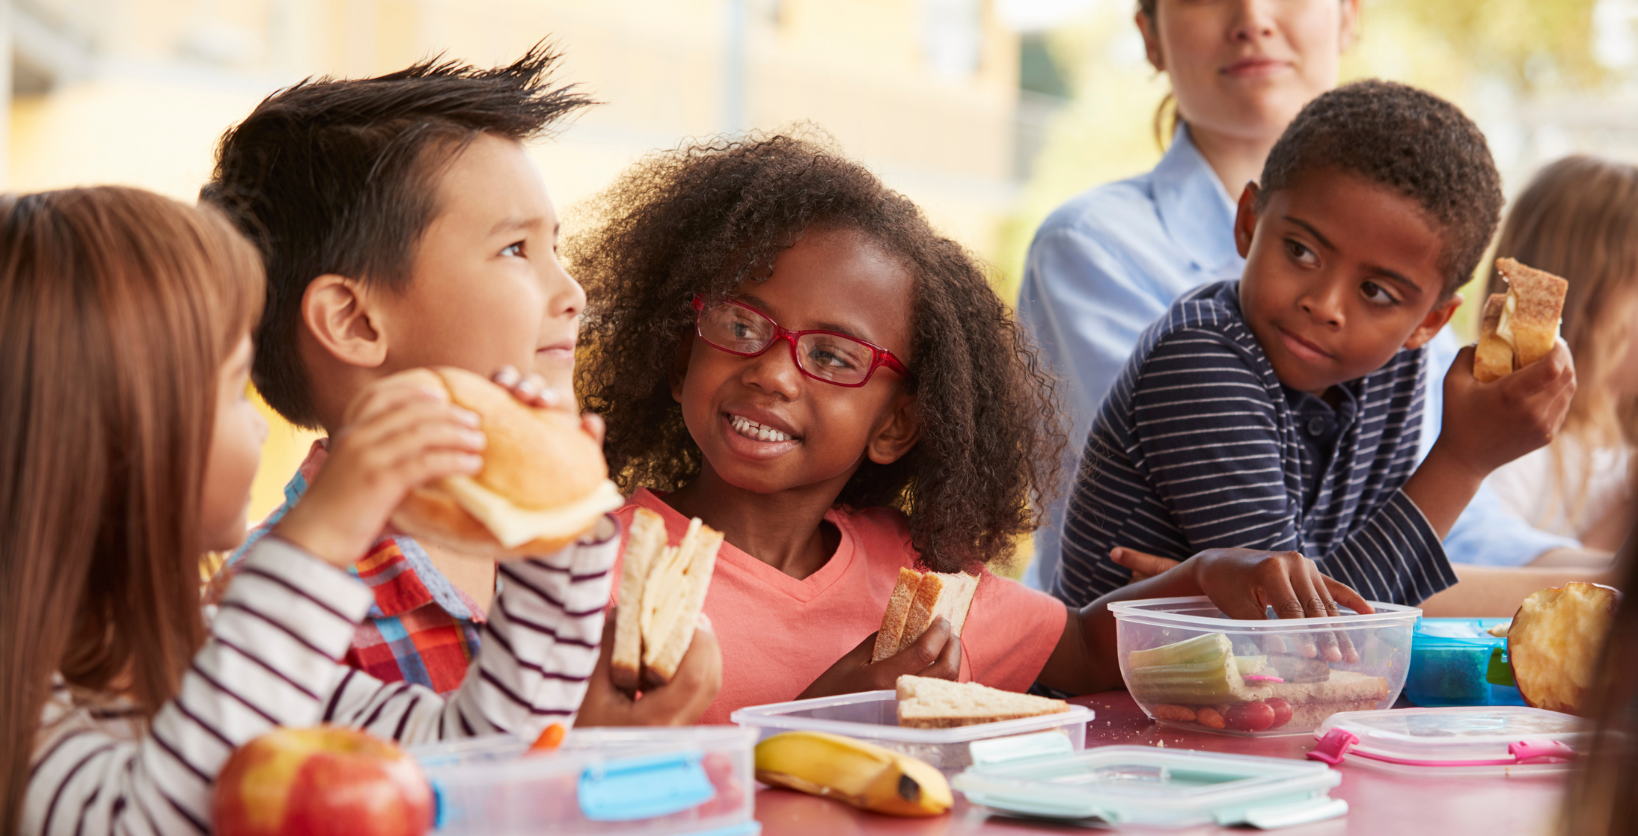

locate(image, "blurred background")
[[4, 0, 1634, 525]]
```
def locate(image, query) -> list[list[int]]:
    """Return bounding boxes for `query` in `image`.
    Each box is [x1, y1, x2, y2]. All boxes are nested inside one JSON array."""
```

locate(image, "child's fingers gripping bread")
[[1474, 258, 1569, 381], [872, 569, 979, 662], [612, 511, 724, 691]]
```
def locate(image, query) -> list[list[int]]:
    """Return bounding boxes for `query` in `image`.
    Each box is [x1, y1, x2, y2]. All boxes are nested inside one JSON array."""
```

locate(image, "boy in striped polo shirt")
[[1054, 80, 1577, 608]]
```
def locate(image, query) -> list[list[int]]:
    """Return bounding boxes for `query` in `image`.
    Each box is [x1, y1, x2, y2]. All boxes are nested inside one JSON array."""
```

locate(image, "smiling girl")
[[572, 134, 1370, 722]]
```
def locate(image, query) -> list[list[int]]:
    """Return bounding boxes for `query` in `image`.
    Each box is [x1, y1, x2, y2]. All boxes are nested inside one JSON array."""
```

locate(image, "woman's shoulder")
[[1034, 170, 1166, 246]]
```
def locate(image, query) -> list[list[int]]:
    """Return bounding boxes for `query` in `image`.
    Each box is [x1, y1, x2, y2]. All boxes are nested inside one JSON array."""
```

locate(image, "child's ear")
[[302, 275, 387, 369], [669, 334, 694, 403], [1135, 10, 1164, 73], [1404, 292, 1462, 351], [1234, 183, 1261, 259], [866, 392, 921, 465]]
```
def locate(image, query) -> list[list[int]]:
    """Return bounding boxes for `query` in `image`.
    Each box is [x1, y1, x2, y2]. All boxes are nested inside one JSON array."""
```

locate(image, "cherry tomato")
[[1224, 701, 1277, 733], [1266, 698, 1294, 729]]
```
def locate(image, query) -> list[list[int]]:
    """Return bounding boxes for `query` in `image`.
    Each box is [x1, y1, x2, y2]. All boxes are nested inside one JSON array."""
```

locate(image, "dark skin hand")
[[1034, 547, 1374, 696], [798, 616, 962, 700], [575, 608, 724, 726]]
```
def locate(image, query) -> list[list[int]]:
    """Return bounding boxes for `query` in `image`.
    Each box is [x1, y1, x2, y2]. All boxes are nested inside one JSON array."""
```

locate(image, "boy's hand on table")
[[576, 609, 722, 726], [1436, 341, 1575, 476], [1190, 548, 1372, 663], [797, 616, 961, 700], [491, 365, 605, 445], [274, 371, 485, 568]]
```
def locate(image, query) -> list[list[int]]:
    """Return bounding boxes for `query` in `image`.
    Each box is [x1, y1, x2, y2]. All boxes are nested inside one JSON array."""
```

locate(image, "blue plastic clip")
[[578, 749, 716, 821]]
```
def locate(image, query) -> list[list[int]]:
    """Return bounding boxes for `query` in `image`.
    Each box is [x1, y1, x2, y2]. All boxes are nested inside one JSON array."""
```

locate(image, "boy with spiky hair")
[[204, 47, 719, 724], [1054, 80, 1577, 610]]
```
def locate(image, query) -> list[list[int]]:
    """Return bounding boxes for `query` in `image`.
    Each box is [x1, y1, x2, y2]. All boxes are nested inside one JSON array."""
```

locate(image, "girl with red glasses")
[[571, 133, 1367, 721]]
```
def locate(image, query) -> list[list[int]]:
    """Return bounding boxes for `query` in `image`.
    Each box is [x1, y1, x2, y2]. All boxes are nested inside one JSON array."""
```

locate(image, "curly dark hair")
[[1258, 79, 1504, 296], [570, 132, 1065, 572]]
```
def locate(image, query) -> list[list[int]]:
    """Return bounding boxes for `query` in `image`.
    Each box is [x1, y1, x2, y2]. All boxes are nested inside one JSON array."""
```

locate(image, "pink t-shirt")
[[613, 489, 1067, 724]]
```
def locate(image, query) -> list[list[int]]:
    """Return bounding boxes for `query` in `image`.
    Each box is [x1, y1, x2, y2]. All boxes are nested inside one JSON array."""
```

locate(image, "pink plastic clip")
[[1509, 740, 1577, 765], [1306, 729, 1358, 765]]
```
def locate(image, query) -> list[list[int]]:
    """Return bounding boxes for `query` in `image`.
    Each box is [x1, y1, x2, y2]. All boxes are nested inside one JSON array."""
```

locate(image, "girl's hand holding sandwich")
[[797, 616, 961, 700]]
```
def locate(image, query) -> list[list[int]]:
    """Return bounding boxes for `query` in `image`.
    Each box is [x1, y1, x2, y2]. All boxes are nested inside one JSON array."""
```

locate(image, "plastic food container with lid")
[[1404, 617, 1527, 707], [952, 733, 1347, 830], [1307, 706, 1592, 776], [413, 726, 759, 836], [1110, 596, 1419, 736], [729, 689, 1092, 775]]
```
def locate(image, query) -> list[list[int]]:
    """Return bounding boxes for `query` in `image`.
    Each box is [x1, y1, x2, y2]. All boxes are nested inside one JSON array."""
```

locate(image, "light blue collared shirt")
[[1018, 126, 1578, 590]]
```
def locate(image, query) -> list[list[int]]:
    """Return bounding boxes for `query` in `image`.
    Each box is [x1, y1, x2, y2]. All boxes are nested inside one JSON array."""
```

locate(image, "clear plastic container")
[[1110, 596, 1420, 737], [412, 727, 759, 836], [953, 745, 1346, 829], [729, 690, 1093, 775], [1404, 618, 1527, 708], [1310, 706, 1591, 776]]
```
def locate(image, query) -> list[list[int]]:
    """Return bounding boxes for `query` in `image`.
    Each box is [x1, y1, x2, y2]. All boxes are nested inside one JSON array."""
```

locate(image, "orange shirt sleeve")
[[958, 570, 1068, 692]]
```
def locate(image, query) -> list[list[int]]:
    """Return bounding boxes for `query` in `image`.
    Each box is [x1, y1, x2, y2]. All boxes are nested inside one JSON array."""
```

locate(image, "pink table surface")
[[753, 692, 1569, 835]]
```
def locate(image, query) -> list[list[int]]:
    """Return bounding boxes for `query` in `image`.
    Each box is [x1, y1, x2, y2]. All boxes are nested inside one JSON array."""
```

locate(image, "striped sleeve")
[[25, 537, 374, 836], [1128, 332, 1454, 605], [316, 517, 619, 745], [26, 524, 618, 836]]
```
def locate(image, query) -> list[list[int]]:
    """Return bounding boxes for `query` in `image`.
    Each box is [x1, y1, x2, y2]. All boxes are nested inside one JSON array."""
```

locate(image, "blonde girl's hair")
[[0, 188, 265, 835], [1486, 155, 1638, 528], [1560, 524, 1638, 836]]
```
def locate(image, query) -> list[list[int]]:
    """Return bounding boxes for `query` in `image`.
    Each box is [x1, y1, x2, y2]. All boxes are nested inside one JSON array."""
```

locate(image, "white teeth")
[[730, 415, 793, 443]]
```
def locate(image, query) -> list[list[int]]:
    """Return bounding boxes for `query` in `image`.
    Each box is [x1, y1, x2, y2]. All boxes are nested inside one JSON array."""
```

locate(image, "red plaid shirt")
[[220, 441, 486, 695]]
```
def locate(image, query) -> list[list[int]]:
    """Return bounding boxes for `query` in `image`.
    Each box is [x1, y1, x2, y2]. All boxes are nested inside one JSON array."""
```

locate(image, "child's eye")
[[1360, 281, 1399, 307], [500, 241, 525, 258], [1284, 239, 1318, 266], [804, 340, 866, 371]]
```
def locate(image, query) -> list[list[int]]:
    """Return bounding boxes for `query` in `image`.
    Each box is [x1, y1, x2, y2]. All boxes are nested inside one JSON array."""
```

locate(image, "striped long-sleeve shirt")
[[24, 528, 616, 836], [1053, 280, 1459, 608]]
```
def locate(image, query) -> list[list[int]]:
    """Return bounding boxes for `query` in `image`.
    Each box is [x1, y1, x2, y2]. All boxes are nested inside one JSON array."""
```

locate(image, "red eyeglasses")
[[691, 296, 912, 387]]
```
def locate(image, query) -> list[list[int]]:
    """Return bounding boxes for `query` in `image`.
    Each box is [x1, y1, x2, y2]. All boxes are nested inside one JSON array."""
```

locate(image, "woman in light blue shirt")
[[1020, 0, 1590, 595]]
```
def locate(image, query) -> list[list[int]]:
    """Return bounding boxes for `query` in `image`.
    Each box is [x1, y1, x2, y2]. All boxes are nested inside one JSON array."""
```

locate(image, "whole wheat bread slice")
[[1495, 258, 1568, 368], [611, 509, 668, 690], [644, 522, 723, 682], [896, 572, 979, 654], [873, 568, 925, 662], [895, 674, 1069, 728]]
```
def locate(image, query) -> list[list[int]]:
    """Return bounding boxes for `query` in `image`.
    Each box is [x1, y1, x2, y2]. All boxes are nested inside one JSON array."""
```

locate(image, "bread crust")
[[611, 509, 668, 692], [1474, 293, 1515, 383], [873, 569, 924, 662]]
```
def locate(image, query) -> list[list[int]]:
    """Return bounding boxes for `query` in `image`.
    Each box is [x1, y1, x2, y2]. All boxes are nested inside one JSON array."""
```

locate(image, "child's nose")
[[541, 259, 587, 318], [1300, 282, 1345, 327], [742, 337, 805, 399]]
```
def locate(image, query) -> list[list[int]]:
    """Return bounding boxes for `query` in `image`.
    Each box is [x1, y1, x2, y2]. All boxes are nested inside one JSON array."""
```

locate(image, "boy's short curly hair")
[[1258, 79, 1503, 296], [201, 45, 593, 428], [571, 132, 1064, 572]]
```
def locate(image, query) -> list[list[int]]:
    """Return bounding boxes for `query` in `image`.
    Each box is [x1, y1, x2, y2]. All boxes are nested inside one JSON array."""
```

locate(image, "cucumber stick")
[[1127, 633, 1273, 704]]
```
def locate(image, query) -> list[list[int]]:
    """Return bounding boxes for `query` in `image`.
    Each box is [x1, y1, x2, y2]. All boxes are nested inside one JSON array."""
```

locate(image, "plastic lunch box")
[[1110, 596, 1420, 736], [1308, 706, 1592, 776], [729, 689, 1093, 775], [952, 732, 1347, 830], [413, 726, 760, 836], [1403, 618, 1527, 708]]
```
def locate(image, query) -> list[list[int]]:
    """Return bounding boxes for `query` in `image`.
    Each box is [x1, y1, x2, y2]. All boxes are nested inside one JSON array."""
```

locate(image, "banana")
[[754, 731, 952, 817]]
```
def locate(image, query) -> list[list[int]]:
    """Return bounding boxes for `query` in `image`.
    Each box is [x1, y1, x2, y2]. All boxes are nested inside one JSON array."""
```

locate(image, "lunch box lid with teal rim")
[[951, 734, 1346, 830], [1308, 706, 1592, 775]]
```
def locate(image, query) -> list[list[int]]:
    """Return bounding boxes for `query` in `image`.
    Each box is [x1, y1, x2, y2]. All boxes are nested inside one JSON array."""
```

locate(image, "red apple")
[[1508, 582, 1622, 716], [212, 726, 434, 836]]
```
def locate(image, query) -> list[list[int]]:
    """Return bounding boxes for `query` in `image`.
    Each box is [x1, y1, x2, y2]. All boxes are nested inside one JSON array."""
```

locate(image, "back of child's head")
[[1258, 79, 1504, 297], [0, 187, 263, 827], [1487, 155, 1638, 452], [571, 132, 1064, 572], [200, 44, 593, 428]]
